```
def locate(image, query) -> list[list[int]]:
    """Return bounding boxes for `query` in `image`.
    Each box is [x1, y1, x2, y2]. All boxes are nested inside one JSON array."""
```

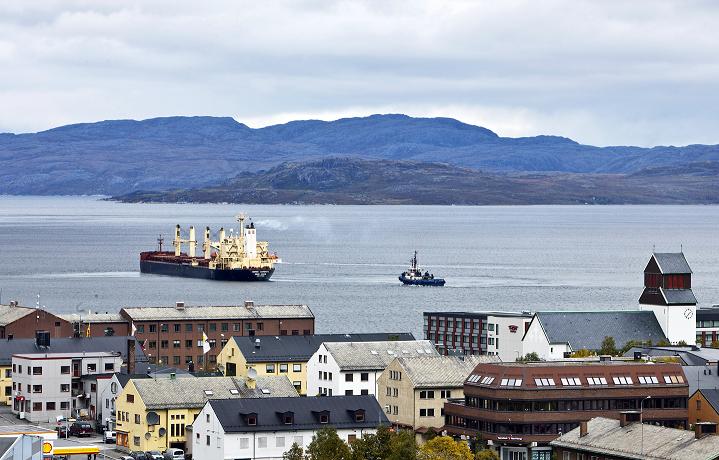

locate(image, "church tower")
[[639, 252, 697, 344]]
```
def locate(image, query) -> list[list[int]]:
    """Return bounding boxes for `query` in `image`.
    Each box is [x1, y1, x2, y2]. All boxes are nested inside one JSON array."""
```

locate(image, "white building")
[[191, 395, 388, 460], [306, 340, 438, 397], [11, 351, 123, 423]]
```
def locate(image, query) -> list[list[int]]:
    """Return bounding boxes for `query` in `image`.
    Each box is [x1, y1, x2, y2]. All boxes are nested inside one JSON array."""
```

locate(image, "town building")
[[191, 395, 389, 460], [217, 332, 415, 395], [696, 305, 719, 347], [623, 345, 719, 394], [307, 340, 438, 397], [522, 311, 667, 360], [120, 301, 315, 368], [114, 374, 298, 453], [550, 416, 719, 460], [11, 350, 124, 423], [423, 311, 532, 361], [638, 252, 697, 344], [690, 389, 719, 426], [0, 301, 72, 339], [58, 311, 130, 338], [443, 359, 689, 460], [376, 355, 496, 435]]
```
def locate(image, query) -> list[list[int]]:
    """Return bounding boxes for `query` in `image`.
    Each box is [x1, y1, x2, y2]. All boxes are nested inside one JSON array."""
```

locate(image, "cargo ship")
[[140, 214, 280, 281], [399, 251, 445, 286]]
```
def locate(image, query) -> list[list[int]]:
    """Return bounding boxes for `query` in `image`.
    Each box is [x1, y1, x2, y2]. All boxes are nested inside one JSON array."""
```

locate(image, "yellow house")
[[217, 333, 415, 396], [115, 375, 298, 453], [0, 366, 11, 405]]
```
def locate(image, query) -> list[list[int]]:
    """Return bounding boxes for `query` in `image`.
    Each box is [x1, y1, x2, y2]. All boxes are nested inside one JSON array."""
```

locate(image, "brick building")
[[120, 301, 315, 368], [443, 359, 689, 460], [0, 302, 72, 339]]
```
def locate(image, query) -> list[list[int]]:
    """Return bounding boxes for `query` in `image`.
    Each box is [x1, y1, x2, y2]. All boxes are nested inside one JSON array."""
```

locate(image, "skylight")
[[500, 378, 522, 387], [370, 350, 379, 355], [204, 390, 214, 396], [560, 377, 582, 386], [664, 375, 684, 384], [467, 374, 481, 383], [612, 376, 633, 385], [261, 388, 271, 394], [534, 378, 556, 386], [638, 376, 659, 384], [480, 376, 495, 385], [229, 389, 240, 395], [587, 377, 608, 385]]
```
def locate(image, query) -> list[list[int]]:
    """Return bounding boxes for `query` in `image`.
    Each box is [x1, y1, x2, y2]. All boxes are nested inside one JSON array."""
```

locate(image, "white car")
[[163, 448, 185, 460], [103, 430, 116, 443]]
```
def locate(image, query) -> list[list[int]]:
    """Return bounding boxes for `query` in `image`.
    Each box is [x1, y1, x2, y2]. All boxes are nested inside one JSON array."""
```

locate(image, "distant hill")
[[1, 114, 718, 195], [114, 157, 719, 205]]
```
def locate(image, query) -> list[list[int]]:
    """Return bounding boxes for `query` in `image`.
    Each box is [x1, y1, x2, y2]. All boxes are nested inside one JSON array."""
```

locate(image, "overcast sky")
[[1, 0, 718, 146]]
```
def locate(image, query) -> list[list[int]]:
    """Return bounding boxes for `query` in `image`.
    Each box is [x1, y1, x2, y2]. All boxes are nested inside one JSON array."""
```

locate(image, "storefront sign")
[[508, 325, 518, 333]]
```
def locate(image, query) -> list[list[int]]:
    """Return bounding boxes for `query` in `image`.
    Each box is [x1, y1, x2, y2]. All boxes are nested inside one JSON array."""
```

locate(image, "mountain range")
[[1, 114, 718, 202]]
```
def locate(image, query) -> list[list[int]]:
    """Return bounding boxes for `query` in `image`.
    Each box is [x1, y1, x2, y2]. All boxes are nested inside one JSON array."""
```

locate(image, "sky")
[[0, 0, 718, 146]]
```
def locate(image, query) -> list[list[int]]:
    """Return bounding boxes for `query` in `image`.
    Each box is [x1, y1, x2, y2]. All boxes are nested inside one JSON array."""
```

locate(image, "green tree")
[[475, 449, 499, 460], [387, 429, 418, 460], [599, 336, 618, 356], [516, 352, 541, 362], [283, 442, 305, 460], [711, 340, 719, 349], [306, 427, 351, 460], [571, 348, 594, 358], [677, 340, 688, 346], [350, 425, 393, 460], [418, 436, 473, 460]]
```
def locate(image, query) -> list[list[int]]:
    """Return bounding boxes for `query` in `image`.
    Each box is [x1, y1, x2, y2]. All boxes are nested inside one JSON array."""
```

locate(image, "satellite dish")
[[144, 432, 151, 440], [247, 368, 257, 379], [158, 427, 166, 437], [146, 411, 160, 425]]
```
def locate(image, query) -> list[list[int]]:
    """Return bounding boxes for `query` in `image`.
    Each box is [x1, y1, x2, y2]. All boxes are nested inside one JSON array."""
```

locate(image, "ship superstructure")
[[399, 251, 445, 286], [140, 214, 280, 281]]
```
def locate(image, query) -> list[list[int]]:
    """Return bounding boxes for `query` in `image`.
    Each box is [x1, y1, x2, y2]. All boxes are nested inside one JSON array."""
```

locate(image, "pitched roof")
[[131, 375, 298, 410], [661, 288, 697, 305], [0, 304, 35, 326], [235, 333, 416, 363], [0, 336, 145, 366], [699, 389, 719, 415], [58, 312, 125, 323], [551, 417, 719, 459], [653, 253, 692, 274], [323, 340, 438, 371], [395, 355, 498, 388], [534, 311, 667, 351], [209, 395, 388, 433], [121, 304, 314, 321]]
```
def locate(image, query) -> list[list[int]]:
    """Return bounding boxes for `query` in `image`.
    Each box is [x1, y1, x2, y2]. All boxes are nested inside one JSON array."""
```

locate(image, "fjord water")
[[1, 196, 718, 337]]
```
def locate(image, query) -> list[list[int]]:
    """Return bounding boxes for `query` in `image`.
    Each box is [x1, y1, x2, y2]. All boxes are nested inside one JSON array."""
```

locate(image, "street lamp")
[[640, 395, 651, 455]]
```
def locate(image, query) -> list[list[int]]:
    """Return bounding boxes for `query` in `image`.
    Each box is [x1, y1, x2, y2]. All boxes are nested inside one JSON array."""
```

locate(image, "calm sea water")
[[1, 197, 718, 337]]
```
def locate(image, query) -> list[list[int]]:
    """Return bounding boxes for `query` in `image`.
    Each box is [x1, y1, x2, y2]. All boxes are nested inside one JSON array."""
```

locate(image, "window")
[[587, 377, 608, 385], [61, 401, 69, 410], [135, 325, 145, 333], [292, 330, 299, 335], [161, 323, 168, 332], [105, 363, 114, 371], [293, 381, 302, 392], [209, 339, 216, 349], [149, 324, 157, 333], [697, 399, 702, 410], [209, 323, 216, 331], [197, 324, 204, 332], [258, 323, 265, 331], [174, 324, 181, 332], [32, 385, 42, 393], [206, 435, 211, 446], [247, 415, 257, 426], [126, 394, 134, 403], [441, 390, 452, 398], [173, 340, 181, 348], [32, 367, 42, 375], [361, 372, 369, 381], [185, 340, 193, 348], [320, 414, 329, 423], [135, 414, 141, 424], [664, 375, 685, 384], [294, 436, 303, 446], [346, 390, 354, 395], [419, 390, 435, 399], [185, 324, 193, 332], [246, 323, 253, 331], [91, 383, 97, 392], [61, 384, 69, 392], [355, 411, 365, 422], [560, 377, 582, 386], [283, 413, 293, 424], [419, 408, 435, 417], [279, 364, 288, 373], [161, 340, 169, 349], [46, 402, 56, 410], [239, 438, 249, 449], [534, 378, 556, 386], [361, 389, 369, 395], [293, 364, 302, 372], [276, 436, 285, 448], [173, 356, 180, 365], [233, 323, 240, 332], [346, 373, 354, 382], [612, 376, 633, 385], [266, 364, 275, 373], [148, 341, 157, 349], [134, 436, 140, 447], [499, 378, 523, 387]]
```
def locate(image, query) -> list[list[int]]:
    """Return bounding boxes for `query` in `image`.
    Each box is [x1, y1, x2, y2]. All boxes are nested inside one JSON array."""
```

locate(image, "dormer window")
[[320, 414, 329, 424], [283, 412, 294, 424], [247, 415, 256, 426], [354, 410, 365, 422]]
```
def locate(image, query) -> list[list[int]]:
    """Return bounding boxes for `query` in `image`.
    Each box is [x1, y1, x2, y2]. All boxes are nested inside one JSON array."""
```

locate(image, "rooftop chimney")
[[9, 301, 17, 307], [579, 420, 588, 437], [619, 411, 641, 428], [127, 339, 136, 375], [246, 377, 256, 390], [175, 301, 185, 310], [696, 422, 718, 439], [244, 300, 254, 309]]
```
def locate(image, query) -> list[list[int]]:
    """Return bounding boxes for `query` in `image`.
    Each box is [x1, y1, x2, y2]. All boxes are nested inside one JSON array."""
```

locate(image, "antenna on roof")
[[680, 243, 683, 253]]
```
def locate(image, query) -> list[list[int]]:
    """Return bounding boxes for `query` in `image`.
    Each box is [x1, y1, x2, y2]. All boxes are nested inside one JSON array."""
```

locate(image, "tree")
[[677, 340, 688, 346], [656, 339, 672, 347], [475, 449, 499, 460], [711, 340, 719, 349], [516, 352, 541, 362], [283, 443, 305, 460], [387, 429, 418, 460], [418, 436, 474, 460], [350, 425, 393, 460], [571, 348, 594, 358], [306, 427, 351, 460], [599, 336, 618, 356]]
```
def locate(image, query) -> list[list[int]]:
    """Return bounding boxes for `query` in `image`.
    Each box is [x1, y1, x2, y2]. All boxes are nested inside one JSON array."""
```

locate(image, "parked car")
[[54, 425, 69, 437], [68, 421, 93, 437], [163, 448, 185, 460], [130, 453, 149, 460], [146, 451, 163, 460], [120, 457, 134, 460], [103, 430, 116, 443]]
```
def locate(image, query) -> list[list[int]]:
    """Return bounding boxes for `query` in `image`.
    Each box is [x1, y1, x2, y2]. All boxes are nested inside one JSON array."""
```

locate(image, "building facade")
[[191, 396, 388, 460], [121, 301, 315, 368], [443, 360, 689, 460], [423, 312, 532, 361], [696, 306, 719, 347], [0, 302, 73, 340], [306, 340, 438, 398]]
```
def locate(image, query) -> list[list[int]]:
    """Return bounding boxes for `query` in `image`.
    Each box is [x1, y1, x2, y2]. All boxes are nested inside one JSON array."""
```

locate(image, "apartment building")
[[11, 350, 124, 423], [696, 305, 719, 347], [191, 396, 388, 460], [423, 311, 532, 361], [121, 301, 315, 368], [443, 360, 689, 460], [377, 355, 496, 435], [217, 332, 414, 395], [115, 375, 298, 453], [306, 340, 438, 397]]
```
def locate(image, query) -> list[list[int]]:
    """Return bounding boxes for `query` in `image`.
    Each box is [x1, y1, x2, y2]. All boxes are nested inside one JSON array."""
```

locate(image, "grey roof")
[[551, 417, 719, 459], [661, 288, 698, 305], [121, 304, 314, 321], [209, 395, 389, 433], [0, 304, 35, 326], [58, 312, 125, 323], [534, 311, 667, 351], [652, 253, 692, 274], [235, 332, 416, 363], [394, 355, 498, 388], [699, 389, 719, 415], [0, 336, 145, 366], [131, 375, 298, 410], [324, 340, 439, 371]]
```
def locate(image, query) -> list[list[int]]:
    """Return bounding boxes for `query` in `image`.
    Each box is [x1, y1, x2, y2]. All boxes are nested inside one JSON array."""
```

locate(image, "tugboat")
[[399, 251, 445, 286]]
